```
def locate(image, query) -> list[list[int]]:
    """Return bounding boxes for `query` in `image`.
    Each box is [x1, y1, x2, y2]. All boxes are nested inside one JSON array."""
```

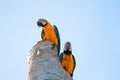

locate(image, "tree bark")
[[27, 40, 73, 80]]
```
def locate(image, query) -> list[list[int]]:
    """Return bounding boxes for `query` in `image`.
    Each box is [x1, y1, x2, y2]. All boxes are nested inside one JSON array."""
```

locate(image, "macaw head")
[[64, 42, 72, 54], [37, 18, 48, 27]]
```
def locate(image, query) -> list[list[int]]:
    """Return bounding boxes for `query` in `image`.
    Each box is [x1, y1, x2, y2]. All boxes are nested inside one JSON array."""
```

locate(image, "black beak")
[[66, 42, 71, 50], [37, 21, 44, 27], [37, 19, 47, 27]]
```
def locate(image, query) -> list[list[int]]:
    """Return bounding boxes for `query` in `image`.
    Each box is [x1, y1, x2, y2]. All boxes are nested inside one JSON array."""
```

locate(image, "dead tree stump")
[[27, 40, 72, 80]]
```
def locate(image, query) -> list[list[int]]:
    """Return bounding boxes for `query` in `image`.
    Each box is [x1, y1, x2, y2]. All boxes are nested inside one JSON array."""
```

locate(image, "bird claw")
[[52, 43, 56, 49], [70, 73, 73, 77]]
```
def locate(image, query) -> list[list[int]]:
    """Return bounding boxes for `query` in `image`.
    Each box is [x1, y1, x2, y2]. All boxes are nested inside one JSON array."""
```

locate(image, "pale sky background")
[[0, 0, 120, 80]]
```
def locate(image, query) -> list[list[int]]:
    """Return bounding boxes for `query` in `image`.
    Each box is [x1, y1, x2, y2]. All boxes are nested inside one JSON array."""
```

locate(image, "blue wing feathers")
[[53, 25, 61, 54], [72, 55, 76, 73], [59, 53, 63, 62]]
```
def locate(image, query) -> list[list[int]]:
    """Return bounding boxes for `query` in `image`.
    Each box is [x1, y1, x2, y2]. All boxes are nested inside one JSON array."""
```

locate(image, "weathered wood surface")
[[27, 40, 72, 80]]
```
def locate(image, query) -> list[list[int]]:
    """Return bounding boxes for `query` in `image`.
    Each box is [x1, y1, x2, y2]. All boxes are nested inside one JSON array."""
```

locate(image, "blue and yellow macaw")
[[59, 42, 76, 77], [37, 18, 60, 55]]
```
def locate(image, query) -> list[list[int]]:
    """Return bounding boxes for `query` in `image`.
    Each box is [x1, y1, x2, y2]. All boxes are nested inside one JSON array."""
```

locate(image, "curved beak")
[[64, 42, 72, 51], [37, 21, 44, 27], [37, 19, 47, 27]]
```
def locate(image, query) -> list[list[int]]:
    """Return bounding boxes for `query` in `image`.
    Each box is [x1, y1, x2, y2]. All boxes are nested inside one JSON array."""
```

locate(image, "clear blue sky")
[[0, 0, 120, 80]]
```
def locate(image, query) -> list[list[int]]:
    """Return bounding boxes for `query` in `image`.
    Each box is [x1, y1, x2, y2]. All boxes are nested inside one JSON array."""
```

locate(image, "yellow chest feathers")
[[61, 53, 74, 74], [62, 54, 74, 65], [43, 24, 58, 45]]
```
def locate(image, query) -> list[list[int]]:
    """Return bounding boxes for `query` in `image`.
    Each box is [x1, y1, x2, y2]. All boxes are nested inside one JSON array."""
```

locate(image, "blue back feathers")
[[53, 25, 61, 55]]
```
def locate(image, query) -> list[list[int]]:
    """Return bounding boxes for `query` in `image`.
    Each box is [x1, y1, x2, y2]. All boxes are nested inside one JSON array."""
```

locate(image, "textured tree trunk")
[[27, 40, 72, 80]]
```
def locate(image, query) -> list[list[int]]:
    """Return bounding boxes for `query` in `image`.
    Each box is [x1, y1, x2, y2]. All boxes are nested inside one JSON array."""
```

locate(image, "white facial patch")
[[42, 21, 47, 26], [64, 42, 72, 51]]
